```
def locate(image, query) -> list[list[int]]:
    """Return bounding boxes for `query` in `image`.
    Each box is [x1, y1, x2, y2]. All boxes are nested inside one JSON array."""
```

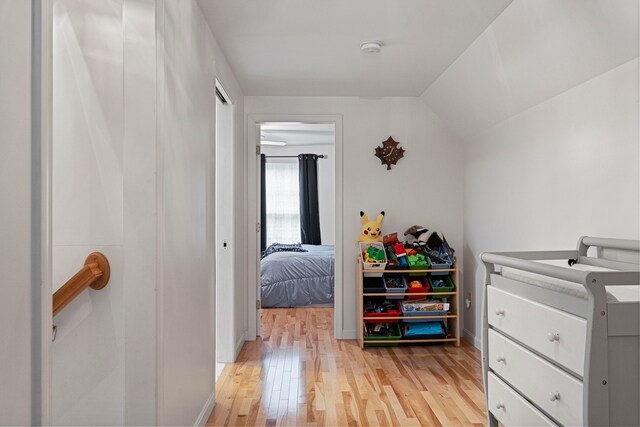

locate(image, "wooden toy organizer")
[[357, 256, 460, 348]]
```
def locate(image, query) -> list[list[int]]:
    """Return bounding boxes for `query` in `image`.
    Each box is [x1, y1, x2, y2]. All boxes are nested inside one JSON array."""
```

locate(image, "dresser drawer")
[[489, 329, 583, 426], [487, 372, 556, 426], [487, 285, 587, 375]]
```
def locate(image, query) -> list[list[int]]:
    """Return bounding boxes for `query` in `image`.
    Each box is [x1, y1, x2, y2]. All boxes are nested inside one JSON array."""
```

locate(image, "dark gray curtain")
[[298, 154, 322, 245], [260, 154, 267, 252]]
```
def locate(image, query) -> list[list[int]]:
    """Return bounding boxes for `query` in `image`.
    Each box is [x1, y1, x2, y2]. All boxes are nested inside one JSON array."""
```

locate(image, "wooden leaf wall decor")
[[375, 136, 405, 170]]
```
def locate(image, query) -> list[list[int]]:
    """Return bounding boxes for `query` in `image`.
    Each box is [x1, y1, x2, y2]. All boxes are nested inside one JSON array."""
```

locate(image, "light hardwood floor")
[[207, 308, 485, 426]]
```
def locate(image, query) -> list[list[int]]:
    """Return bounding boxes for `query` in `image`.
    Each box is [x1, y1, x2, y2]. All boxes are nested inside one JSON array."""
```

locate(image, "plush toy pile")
[[403, 225, 455, 263], [355, 212, 456, 267]]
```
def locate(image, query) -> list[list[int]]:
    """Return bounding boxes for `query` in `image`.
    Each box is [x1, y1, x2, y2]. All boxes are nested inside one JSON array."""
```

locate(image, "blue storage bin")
[[401, 300, 450, 322], [401, 321, 447, 339], [383, 274, 407, 299], [428, 254, 453, 276]]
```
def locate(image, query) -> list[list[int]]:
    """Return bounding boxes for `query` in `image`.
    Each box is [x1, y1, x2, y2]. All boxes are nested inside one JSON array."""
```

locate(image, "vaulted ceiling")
[[421, 0, 639, 137], [197, 0, 512, 96], [200, 0, 638, 138]]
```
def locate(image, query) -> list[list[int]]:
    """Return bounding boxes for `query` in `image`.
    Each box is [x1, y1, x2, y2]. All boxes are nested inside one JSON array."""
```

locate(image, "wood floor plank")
[[207, 308, 485, 426]]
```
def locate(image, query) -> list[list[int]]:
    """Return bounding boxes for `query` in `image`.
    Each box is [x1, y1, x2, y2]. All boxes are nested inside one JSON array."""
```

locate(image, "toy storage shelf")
[[363, 338, 459, 344], [363, 292, 457, 297], [367, 313, 458, 320], [357, 256, 461, 348], [363, 268, 456, 274]]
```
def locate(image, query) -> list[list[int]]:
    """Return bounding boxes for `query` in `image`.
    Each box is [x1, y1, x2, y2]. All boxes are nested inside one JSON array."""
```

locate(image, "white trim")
[[234, 331, 246, 360], [464, 328, 481, 349], [246, 114, 344, 340], [215, 79, 233, 105], [206, 56, 217, 427], [155, 0, 166, 423], [193, 390, 215, 427], [342, 329, 357, 340], [39, 0, 53, 424]]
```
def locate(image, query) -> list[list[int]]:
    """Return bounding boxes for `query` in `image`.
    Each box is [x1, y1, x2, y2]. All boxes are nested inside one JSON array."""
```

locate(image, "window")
[[265, 160, 301, 245]]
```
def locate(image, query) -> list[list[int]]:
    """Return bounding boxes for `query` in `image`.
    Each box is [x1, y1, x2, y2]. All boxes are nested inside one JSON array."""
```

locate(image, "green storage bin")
[[363, 322, 402, 346], [408, 251, 431, 276], [428, 274, 455, 298]]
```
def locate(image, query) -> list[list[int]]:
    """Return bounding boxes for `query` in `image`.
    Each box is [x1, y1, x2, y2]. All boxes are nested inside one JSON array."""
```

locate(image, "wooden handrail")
[[53, 252, 110, 316]]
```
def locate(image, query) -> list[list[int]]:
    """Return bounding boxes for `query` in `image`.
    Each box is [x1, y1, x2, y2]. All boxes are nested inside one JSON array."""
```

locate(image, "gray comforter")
[[261, 245, 334, 308]]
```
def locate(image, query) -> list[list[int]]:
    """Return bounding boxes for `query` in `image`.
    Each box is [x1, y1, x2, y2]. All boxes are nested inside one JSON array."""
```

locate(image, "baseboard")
[[342, 329, 357, 340], [234, 331, 246, 360], [193, 390, 215, 427], [463, 328, 481, 349]]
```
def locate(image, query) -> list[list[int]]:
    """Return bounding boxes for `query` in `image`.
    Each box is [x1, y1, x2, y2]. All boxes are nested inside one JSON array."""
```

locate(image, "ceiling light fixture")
[[360, 40, 382, 53], [261, 140, 287, 146]]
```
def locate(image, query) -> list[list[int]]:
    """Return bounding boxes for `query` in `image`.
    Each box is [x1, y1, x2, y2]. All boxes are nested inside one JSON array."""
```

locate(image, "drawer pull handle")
[[495, 355, 506, 363], [549, 391, 561, 402], [495, 401, 505, 410], [547, 332, 560, 342], [495, 308, 505, 316]]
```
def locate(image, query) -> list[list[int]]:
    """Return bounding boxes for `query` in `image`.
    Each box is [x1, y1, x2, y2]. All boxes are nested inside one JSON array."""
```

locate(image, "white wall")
[[49, 0, 247, 425], [228, 73, 247, 364], [122, 0, 158, 423], [52, 1, 125, 424], [157, 0, 247, 423], [420, 0, 639, 347], [157, 0, 216, 424], [261, 143, 336, 245], [246, 97, 465, 338], [0, 1, 36, 424], [196, 12, 249, 366], [461, 58, 640, 346]]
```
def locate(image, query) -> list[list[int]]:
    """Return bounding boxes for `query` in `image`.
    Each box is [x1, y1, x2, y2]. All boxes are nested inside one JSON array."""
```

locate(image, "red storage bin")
[[363, 298, 402, 323], [406, 276, 430, 299]]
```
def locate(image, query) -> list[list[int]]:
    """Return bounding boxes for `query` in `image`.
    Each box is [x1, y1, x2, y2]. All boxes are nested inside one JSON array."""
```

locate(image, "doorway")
[[247, 115, 344, 340]]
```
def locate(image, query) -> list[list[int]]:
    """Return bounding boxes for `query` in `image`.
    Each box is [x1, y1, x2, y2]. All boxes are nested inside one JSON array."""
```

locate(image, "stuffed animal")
[[356, 211, 385, 242], [403, 225, 444, 249], [404, 225, 455, 262]]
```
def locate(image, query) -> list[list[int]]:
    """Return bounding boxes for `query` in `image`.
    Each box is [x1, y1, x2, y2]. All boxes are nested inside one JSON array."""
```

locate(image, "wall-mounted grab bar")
[[52, 252, 110, 316]]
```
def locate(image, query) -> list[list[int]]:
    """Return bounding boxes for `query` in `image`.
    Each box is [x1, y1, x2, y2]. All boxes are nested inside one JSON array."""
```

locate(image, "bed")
[[481, 237, 639, 426], [261, 244, 334, 308]]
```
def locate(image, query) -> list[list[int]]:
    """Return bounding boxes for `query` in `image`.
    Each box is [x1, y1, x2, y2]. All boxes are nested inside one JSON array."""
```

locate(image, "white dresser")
[[486, 286, 585, 426], [480, 237, 640, 427]]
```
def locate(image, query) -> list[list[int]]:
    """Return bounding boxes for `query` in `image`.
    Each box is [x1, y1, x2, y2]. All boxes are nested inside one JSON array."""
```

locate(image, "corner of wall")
[[341, 329, 357, 340], [193, 391, 215, 427], [234, 330, 246, 361], [463, 328, 480, 349]]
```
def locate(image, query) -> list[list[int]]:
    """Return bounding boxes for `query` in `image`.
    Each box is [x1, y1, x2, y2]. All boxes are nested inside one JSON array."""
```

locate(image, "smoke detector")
[[360, 40, 382, 53]]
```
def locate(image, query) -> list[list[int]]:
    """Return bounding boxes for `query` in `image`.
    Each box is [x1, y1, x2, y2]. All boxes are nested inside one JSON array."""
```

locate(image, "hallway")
[[208, 309, 485, 426]]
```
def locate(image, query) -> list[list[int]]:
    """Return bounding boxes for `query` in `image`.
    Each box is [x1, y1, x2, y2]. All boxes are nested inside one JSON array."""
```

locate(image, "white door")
[[215, 92, 236, 362]]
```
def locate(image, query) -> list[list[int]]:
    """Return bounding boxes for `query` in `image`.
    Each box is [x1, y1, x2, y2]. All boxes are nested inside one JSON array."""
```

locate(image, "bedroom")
[[258, 122, 336, 317], [3, 1, 639, 426]]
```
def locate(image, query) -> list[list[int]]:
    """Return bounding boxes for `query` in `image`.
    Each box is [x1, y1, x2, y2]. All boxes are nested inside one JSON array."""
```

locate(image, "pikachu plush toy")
[[356, 211, 385, 243]]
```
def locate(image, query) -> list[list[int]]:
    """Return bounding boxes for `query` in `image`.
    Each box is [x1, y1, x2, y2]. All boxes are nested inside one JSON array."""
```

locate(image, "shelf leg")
[[357, 258, 364, 349], [455, 258, 461, 346]]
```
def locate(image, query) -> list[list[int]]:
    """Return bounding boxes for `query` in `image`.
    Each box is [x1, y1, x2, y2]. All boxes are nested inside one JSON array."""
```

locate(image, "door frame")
[[39, 0, 54, 424], [246, 114, 344, 339]]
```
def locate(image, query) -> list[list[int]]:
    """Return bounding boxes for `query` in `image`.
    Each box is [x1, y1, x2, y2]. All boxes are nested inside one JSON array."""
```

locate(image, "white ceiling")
[[421, 0, 639, 138], [197, 0, 513, 96], [261, 122, 335, 146]]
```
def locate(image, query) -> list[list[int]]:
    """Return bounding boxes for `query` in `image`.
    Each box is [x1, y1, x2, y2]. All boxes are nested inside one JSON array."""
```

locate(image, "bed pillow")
[[261, 243, 308, 260]]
